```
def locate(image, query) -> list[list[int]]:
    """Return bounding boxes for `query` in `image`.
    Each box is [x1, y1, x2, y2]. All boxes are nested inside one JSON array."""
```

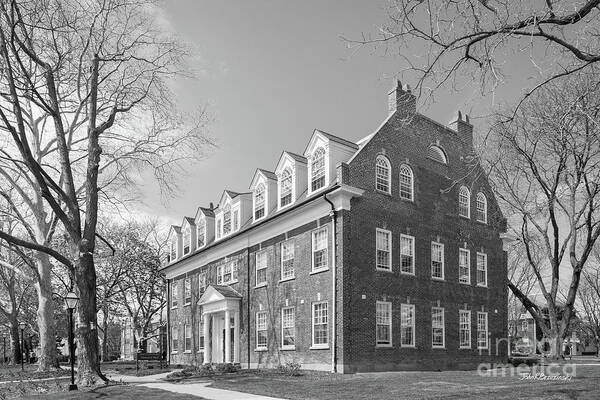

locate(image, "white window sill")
[[253, 216, 267, 223], [310, 268, 329, 275], [400, 345, 416, 349], [431, 277, 445, 281], [184, 350, 192, 354], [278, 202, 294, 212], [376, 267, 393, 273], [375, 189, 392, 196], [399, 196, 414, 202], [459, 346, 472, 350], [254, 283, 267, 289], [254, 348, 268, 352], [220, 280, 239, 286], [184, 302, 191, 307], [400, 271, 415, 276], [432, 346, 446, 349], [476, 220, 487, 225], [171, 306, 178, 310], [279, 276, 295, 283], [477, 284, 488, 288], [280, 346, 296, 351], [459, 215, 470, 220], [309, 345, 330, 350], [376, 344, 393, 348], [197, 350, 204, 353], [171, 351, 178, 354], [459, 281, 471, 285]]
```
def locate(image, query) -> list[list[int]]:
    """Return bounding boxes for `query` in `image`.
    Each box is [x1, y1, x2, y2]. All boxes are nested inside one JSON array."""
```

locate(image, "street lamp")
[[18, 322, 25, 371], [64, 292, 79, 391]]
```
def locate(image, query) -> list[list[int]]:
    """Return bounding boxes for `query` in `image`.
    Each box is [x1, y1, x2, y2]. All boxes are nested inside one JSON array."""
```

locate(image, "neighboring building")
[[161, 82, 508, 372], [119, 317, 166, 360], [510, 311, 541, 355]]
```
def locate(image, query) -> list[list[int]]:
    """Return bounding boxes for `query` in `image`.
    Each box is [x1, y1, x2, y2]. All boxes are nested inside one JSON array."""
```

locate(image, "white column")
[[233, 310, 240, 363], [224, 309, 231, 363], [203, 313, 211, 364]]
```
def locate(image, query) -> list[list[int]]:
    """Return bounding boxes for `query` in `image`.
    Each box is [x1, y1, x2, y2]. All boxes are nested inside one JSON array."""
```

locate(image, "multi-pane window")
[[198, 271, 207, 293], [375, 156, 391, 193], [312, 302, 328, 347], [399, 165, 414, 201], [184, 277, 191, 305], [400, 304, 415, 347], [312, 227, 328, 272], [217, 260, 238, 285], [171, 281, 178, 308], [431, 242, 444, 280], [282, 307, 295, 349], [459, 248, 471, 284], [280, 168, 293, 207], [233, 209, 239, 232], [255, 251, 268, 286], [459, 310, 471, 348], [459, 186, 470, 218], [432, 307, 445, 348], [400, 234, 415, 274], [256, 311, 268, 349], [184, 324, 192, 352], [376, 229, 392, 271], [281, 240, 295, 280], [311, 147, 326, 192], [171, 326, 178, 352], [197, 220, 205, 248], [428, 145, 448, 164], [376, 301, 392, 346], [477, 312, 488, 349], [521, 320, 528, 331], [476, 192, 487, 223], [223, 204, 231, 235], [254, 184, 266, 220], [198, 320, 205, 350], [169, 238, 176, 262], [216, 220, 222, 239], [183, 226, 191, 255], [477, 252, 487, 287]]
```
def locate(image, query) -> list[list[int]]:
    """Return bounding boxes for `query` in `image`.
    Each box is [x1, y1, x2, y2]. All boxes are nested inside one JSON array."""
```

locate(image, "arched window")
[[223, 204, 231, 235], [183, 226, 191, 255], [459, 186, 470, 218], [375, 155, 391, 194], [197, 219, 206, 248], [254, 183, 266, 220], [280, 168, 293, 207], [428, 145, 448, 164], [399, 165, 414, 201], [476, 192, 487, 223], [311, 147, 326, 192]]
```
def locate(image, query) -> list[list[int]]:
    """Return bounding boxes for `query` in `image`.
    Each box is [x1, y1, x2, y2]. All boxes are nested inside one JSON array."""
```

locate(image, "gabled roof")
[[314, 129, 359, 150], [257, 168, 277, 180], [283, 151, 307, 164], [212, 285, 242, 298], [183, 216, 196, 227], [225, 190, 240, 198], [170, 225, 182, 233], [198, 285, 242, 305], [195, 207, 215, 219]]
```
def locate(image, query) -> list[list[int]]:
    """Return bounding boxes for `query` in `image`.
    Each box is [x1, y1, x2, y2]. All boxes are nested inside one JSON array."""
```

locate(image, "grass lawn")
[[31, 384, 203, 399], [0, 364, 69, 381], [206, 365, 600, 400]]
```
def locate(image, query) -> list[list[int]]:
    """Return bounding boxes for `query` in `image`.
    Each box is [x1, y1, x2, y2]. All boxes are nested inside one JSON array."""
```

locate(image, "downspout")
[[166, 278, 171, 365], [324, 194, 337, 373], [247, 242, 251, 370]]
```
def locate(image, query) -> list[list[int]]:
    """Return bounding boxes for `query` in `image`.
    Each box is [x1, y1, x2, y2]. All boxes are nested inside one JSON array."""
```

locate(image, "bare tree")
[[578, 248, 600, 355], [507, 241, 537, 339], [488, 70, 600, 357], [0, 0, 211, 384], [350, 1, 600, 107]]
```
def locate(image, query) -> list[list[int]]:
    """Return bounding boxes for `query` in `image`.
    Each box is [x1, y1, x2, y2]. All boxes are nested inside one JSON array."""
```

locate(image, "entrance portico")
[[198, 285, 241, 364]]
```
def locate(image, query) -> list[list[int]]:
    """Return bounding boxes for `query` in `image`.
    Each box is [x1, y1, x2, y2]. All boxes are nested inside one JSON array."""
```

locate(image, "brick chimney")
[[449, 111, 473, 148], [388, 80, 416, 116]]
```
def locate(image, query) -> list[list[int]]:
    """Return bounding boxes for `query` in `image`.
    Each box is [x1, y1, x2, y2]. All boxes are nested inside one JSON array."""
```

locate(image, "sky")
[[136, 0, 532, 225]]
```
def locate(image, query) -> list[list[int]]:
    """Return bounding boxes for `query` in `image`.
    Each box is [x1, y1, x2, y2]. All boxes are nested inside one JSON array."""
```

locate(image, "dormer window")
[[223, 204, 231, 235], [233, 207, 240, 231], [183, 226, 191, 255], [311, 147, 326, 192], [280, 168, 293, 208], [197, 219, 205, 248], [169, 237, 177, 262], [216, 220, 222, 239], [254, 184, 266, 220]]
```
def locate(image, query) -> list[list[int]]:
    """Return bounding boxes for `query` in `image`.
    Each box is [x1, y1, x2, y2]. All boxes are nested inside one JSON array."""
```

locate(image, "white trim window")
[[376, 229, 392, 271], [312, 301, 328, 348], [184, 277, 191, 305], [197, 220, 206, 248], [375, 155, 391, 194], [376, 301, 392, 346], [459, 310, 471, 348], [171, 281, 178, 309], [254, 183, 266, 221], [310, 147, 326, 192], [280, 168, 293, 208], [169, 237, 177, 262], [184, 324, 192, 352], [223, 204, 232, 235], [255, 250, 268, 287], [521, 320, 528, 332], [198, 319, 205, 351], [459, 186, 470, 218], [432, 307, 445, 348], [400, 304, 415, 347], [476, 192, 487, 223], [399, 165, 414, 201], [217, 260, 239, 285], [459, 248, 471, 284], [183, 226, 191, 255], [312, 227, 329, 272], [171, 326, 179, 353], [281, 307, 295, 349], [477, 312, 489, 350], [233, 208, 240, 232], [431, 242, 444, 280], [256, 311, 268, 350], [428, 145, 448, 164], [400, 234, 415, 274], [281, 240, 295, 280], [477, 252, 488, 287], [216, 219, 222, 240], [198, 271, 207, 293]]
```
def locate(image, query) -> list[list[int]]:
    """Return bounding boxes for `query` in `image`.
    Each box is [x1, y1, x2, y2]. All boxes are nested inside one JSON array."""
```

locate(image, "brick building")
[[161, 82, 508, 372]]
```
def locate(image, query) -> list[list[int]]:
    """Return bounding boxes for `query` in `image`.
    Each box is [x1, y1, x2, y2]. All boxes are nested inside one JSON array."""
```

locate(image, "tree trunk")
[[9, 320, 20, 365], [35, 254, 59, 371], [101, 304, 109, 362], [74, 253, 107, 385]]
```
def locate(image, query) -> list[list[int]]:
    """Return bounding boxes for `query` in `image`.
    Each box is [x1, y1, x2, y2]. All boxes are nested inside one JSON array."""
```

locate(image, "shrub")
[[215, 363, 240, 374], [277, 361, 302, 376]]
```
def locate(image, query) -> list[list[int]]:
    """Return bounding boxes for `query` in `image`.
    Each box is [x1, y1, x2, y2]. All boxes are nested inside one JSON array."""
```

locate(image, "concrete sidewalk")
[[139, 381, 284, 400]]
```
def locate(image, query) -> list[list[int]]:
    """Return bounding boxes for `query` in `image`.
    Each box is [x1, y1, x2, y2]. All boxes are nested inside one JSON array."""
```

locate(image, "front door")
[[211, 314, 224, 362]]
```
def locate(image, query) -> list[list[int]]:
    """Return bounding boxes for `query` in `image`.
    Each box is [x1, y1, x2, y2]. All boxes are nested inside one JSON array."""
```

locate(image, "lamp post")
[[18, 322, 25, 371], [64, 292, 80, 391], [1, 329, 6, 364]]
